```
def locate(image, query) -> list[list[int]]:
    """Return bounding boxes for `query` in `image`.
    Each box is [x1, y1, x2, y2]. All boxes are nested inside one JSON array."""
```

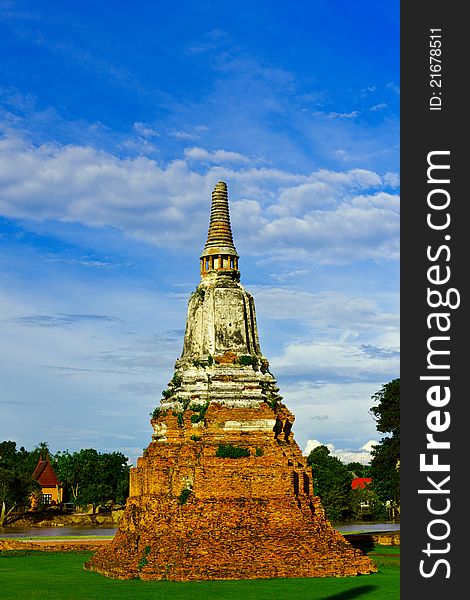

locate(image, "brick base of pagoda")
[[84, 403, 376, 580]]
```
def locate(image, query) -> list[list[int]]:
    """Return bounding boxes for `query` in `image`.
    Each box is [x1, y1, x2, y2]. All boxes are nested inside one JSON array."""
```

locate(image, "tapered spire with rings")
[[200, 181, 239, 278]]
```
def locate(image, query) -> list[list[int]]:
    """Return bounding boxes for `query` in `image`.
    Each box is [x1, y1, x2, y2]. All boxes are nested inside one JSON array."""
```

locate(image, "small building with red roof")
[[351, 477, 372, 490], [31, 453, 63, 507]]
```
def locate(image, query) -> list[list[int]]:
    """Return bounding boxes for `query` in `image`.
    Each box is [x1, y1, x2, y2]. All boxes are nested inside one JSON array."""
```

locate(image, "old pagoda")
[[85, 181, 376, 580]]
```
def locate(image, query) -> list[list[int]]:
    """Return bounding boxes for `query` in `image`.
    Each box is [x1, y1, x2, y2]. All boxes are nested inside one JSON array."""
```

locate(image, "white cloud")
[[383, 171, 400, 187], [271, 339, 398, 381], [302, 438, 378, 465], [386, 81, 400, 95], [252, 288, 398, 334], [360, 86, 377, 98], [133, 122, 160, 138], [370, 103, 387, 112], [184, 146, 251, 164], [314, 110, 360, 119], [0, 131, 399, 264]]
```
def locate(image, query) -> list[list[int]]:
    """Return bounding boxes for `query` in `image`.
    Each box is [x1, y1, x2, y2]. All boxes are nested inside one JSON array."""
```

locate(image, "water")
[[1, 522, 399, 538], [0, 526, 117, 538], [334, 521, 400, 533]]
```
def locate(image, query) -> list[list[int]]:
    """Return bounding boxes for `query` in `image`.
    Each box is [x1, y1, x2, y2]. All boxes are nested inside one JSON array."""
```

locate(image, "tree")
[[346, 462, 371, 478], [55, 448, 130, 512], [307, 445, 353, 522], [0, 441, 40, 525], [369, 378, 400, 517], [370, 378, 400, 437]]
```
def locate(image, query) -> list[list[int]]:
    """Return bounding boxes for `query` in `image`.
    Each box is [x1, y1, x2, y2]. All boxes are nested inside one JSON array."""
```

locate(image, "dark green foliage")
[[190, 435, 202, 442], [238, 355, 255, 366], [207, 354, 213, 366], [307, 445, 353, 522], [55, 448, 130, 510], [178, 487, 192, 504], [255, 447, 264, 457], [369, 379, 400, 509], [171, 372, 182, 388], [369, 437, 400, 509], [0, 441, 41, 524], [1, 441, 130, 522], [189, 401, 209, 423], [216, 444, 250, 459], [346, 462, 371, 478], [138, 545, 151, 569], [150, 406, 162, 419], [350, 484, 387, 521], [264, 394, 279, 410], [370, 378, 400, 436], [162, 388, 173, 399]]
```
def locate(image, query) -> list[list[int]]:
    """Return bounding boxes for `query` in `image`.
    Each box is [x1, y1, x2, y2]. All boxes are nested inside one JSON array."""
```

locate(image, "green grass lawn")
[[0, 548, 399, 600]]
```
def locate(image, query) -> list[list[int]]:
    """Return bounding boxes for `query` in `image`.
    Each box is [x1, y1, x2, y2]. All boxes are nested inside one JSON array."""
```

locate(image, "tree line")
[[0, 442, 130, 525], [307, 378, 400, 522]]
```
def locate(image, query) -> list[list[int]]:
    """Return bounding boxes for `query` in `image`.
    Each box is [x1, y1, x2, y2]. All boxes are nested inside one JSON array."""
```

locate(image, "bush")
[[172, 411, 184, 427], [238, 355, 254, 366], [178, 488, 192, 505], [189, 401, 209, 424], [150, 407, 162, 419], [171, 373, 182, 388], [216, 444, 250, 459]]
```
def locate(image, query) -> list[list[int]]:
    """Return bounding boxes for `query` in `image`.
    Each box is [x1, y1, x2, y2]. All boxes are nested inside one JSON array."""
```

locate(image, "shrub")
[[172, 411, 184, 427], [216, 444, 250, 459], [171, 373, 182, 388], [189, 401, 209, 424], [178, 488, 192, 505], [150, 407, 162, 419], [137, 546, 151, 570], [265, 394, 280, 410]]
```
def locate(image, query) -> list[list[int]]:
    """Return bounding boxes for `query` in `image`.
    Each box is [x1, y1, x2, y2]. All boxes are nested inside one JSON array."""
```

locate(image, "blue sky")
[[0, 1, 399, 466]]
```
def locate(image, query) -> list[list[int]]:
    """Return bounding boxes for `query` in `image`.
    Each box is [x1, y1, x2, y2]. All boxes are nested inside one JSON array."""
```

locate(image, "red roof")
[[351, 477, 372, 490], [32, 454, 61, 487]]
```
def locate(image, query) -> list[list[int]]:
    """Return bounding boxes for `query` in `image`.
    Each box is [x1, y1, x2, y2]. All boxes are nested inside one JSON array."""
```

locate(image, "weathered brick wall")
[[85, 403, 377, 581]]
